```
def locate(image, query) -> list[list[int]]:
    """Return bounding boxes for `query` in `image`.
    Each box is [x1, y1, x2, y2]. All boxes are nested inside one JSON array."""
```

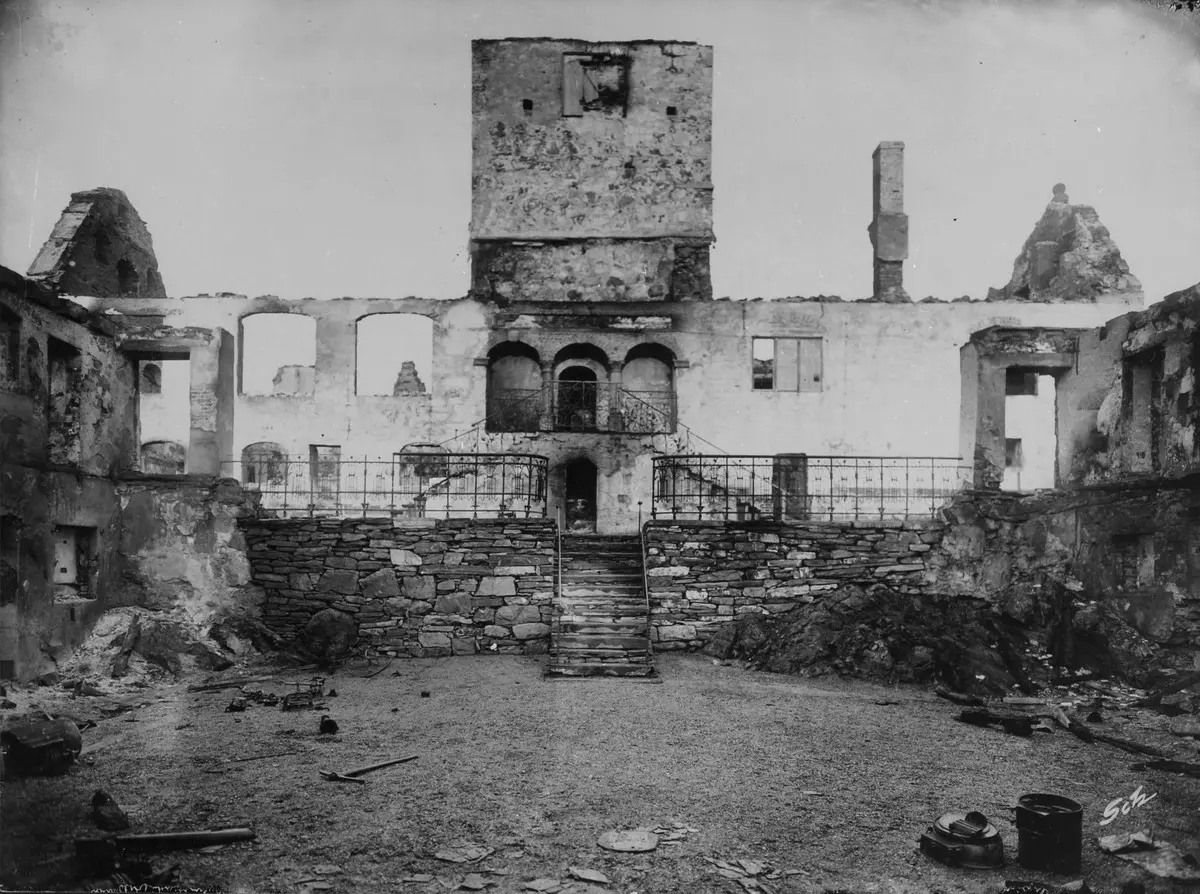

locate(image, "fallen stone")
[[301, 608, 358, 662], [1168, 716, 1200, 738]]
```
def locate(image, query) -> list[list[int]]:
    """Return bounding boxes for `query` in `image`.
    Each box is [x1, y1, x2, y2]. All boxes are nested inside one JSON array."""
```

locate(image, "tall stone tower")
[[469, 39, 714, 304]]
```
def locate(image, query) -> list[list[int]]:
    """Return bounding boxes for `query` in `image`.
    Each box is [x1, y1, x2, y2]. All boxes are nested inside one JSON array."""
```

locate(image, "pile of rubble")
[[53, 607, 282, 693], [703, 582, 1187, 697]]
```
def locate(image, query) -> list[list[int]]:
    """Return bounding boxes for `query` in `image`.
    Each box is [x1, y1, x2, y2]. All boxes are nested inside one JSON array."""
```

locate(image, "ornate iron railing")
[[487, 383, 676, 434], [651, 455, 969, 522], [225, 452, 549, 519]]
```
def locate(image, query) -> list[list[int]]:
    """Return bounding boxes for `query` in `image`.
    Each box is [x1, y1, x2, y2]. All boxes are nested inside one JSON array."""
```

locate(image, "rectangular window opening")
[[1112, 532, 1155, 589], [563, 54, 628, 117], [0, 516, 20, 607], [666, 105, 678, 116], [52, 525, 97, 602], [753, 337, 823, 392], [1005, 368, 1039, 396], [1001, 371, 1057, 492], [0, 305, 20, 388], [47, 337, 83, 466], [1124, 348, 1165, 474]]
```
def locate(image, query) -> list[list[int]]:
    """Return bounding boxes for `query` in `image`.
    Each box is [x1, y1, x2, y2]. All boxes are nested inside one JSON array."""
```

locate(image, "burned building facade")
[[4, 36, 1192, 680]]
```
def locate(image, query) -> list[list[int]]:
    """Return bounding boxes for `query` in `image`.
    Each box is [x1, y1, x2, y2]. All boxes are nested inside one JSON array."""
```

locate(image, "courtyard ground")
[[2, 652, 1198, 894]]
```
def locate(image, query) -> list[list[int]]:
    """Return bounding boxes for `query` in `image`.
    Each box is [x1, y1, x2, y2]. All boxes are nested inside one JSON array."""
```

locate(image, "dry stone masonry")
[[242, 518, 556, 657], [643, 520, 943, 648]]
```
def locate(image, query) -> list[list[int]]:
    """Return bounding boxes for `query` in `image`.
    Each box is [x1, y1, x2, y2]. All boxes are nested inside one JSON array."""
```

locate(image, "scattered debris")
[[282, 678, 325, 711], [0, 698, 16, 709], [111, 615, 142, 678], [919, 812, 1005, 868], [1168, 716, 1200, 738], [1, 718, 83, 776], [421, 691, 431, 698], [320, 754, 418, 784], [1130, 759, 1200, 778], [318, 715, 339, 735], [403, 875, 436, 884], [957, 708, 1033, 737], [936, 687, 985, 707], [91, 790, 130, 831], [1098, 828, 1200, 881], [650, 821, 697, 843], [187, 675, 276, 693], [460, 873, 493, 890], [568, 867, 610, 884], [327, 688, 338, 697], [225, 697, 248, 713], [524, 879, 561, 892], [75, 827, 257, 872], [597, 828, 658, 853], [434, 841, 495, 863], [1132, 670, 1200, 708], [702, 856, 809, 890]]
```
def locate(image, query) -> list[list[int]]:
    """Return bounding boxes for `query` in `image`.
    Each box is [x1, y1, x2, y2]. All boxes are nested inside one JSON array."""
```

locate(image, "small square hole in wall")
[[666, 106, 678, 116], [522, 99, 533, 115], [0, 660, 14, 680]]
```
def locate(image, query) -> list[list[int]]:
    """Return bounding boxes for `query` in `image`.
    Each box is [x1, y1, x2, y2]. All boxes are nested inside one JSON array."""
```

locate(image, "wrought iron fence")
[[224, 452, 549, 519], [487, 383, 676, 434], [651, 454, 969, 522]]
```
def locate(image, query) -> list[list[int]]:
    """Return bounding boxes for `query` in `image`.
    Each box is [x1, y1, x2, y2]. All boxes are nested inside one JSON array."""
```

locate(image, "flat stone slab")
[[597, 829, 659, 852]]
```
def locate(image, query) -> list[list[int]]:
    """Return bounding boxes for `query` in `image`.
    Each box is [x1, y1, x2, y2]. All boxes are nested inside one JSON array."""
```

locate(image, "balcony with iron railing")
[[226, 452, 549, 519], [651, 454, 970, 522], [487, 382, 676, 435]]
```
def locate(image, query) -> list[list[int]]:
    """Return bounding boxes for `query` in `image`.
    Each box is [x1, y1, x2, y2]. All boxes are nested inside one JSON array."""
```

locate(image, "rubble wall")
[[643, 520, 943, 649], [241, 518, 556, 657], [116, 477, 263, 625]]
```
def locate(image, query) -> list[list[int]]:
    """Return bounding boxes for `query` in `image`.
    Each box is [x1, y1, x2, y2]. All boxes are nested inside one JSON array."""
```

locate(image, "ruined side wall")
[[242, 518, 556, 657], [0, 268, 138, 680], [933, 483, 1199, 678], [644, 520, 942, 649], [470, 40, 713, 241], [115, 477, 262, 625]]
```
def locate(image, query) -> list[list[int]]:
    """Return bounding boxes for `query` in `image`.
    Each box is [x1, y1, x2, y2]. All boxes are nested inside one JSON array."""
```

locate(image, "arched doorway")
[[556, 366, 598, 431], [563, 458, 598, 532]]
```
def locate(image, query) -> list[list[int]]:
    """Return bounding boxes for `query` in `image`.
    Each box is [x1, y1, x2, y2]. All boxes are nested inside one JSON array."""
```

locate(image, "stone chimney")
[[868, 141, 909, 302]]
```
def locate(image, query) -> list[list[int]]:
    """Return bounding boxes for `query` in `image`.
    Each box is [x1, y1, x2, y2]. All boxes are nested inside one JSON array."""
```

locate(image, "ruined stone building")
[[0, 38, 1193, 681]]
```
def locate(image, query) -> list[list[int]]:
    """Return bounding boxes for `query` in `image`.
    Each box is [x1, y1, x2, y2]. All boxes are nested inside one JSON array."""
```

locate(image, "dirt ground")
[[2, 653, 1199, 894]]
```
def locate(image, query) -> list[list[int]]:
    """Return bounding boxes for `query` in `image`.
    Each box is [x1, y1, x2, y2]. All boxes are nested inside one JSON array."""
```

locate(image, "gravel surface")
[[2, 653, 1198, 893]]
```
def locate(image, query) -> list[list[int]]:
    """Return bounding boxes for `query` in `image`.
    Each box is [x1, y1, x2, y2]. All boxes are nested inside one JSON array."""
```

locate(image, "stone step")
[[554, 633, 650, 650], [561, 569, 644, 578], [549, 648, 652, 662], [546, 662, 656, 678]]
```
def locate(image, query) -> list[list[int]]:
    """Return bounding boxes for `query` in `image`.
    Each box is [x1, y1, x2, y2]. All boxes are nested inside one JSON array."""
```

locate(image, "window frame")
[[751, 336, 823, 393]]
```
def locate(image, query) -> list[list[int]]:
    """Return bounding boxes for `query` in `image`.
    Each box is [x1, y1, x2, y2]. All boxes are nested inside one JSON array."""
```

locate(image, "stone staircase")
[[547, 535, 656, 678]]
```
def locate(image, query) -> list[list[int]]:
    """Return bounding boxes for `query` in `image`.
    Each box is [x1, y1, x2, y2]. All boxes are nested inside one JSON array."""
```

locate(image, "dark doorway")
[[563, 458, 598, 533], [556, 366, 598, 431]]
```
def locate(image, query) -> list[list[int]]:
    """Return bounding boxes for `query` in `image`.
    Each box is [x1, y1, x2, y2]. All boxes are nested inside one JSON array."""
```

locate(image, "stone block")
[[361, 568, 401, 600], [658, 624, 697, 641], [317, 569, 358, 596], [434, 592, 472, 615], [477, 576, 517, 597], [483, 625, 510, 638], [451, 636, 477, 655], [495, 604, 541, 626], [418, 632, 451, 648], [403, 576, 435, 600], [512, 622, 550, 640], [390, 549, 422, 566], [496, 565, 537, 575], [648, 565, 689, 577]]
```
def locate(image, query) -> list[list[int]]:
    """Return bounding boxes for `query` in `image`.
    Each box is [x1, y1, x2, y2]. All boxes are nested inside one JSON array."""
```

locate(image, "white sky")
[[1, 0, 1199, 305]]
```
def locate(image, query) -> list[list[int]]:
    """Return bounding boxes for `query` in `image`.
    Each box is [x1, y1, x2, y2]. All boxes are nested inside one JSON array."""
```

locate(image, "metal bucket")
[[1015, 793, 1082, 874]]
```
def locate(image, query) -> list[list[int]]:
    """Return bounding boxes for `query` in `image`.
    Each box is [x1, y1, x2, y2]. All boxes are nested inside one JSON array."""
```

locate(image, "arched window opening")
[[140, 362, 162, 394], [620, 343, 677, 434], [556, 366, 598, 431], [355, 314, 433, 396], [487, 341, 542, 433], [140, 440, 186, 474], [241, 441, 288, 488], [240, 313, 316, 396]]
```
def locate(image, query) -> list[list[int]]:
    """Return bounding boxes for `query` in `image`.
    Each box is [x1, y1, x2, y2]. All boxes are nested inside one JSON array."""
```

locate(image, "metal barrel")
[[1015, 793, 1083, 874]]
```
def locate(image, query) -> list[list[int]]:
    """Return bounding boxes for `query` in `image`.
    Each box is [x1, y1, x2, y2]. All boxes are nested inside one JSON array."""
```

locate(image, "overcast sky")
[[1, 0, 1198, 305]]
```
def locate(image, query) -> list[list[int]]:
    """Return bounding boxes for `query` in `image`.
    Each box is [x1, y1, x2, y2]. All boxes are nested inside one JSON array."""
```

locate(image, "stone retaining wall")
[[241, 517, 556, 658], [643, 520, 944, 649]]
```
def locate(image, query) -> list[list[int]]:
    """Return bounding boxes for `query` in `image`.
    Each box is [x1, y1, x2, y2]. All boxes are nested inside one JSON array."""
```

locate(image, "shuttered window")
[[751, 337, 823, 392]]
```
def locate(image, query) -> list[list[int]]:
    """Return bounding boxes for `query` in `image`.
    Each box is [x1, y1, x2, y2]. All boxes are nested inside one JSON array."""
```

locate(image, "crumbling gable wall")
[[27, 188, 167, 300], [987, 185, 1142, 306]]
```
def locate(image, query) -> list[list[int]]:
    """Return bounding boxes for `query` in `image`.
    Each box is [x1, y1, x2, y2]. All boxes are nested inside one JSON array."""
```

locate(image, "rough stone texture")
[[987, 190, 1143, 304], [27, 188, 166, 299], [243, 518, 555, 658], [392, 360, 426, 394], [302, 608, 358, 662], [644, 520, 939, 650]]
